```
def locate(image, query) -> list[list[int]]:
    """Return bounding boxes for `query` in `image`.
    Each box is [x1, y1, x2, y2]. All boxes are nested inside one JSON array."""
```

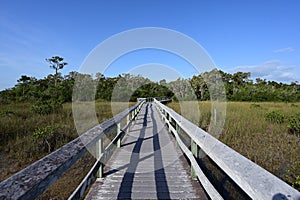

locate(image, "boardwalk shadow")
[[121, 136, 154, 147], [117, 103, 170, 199], [103, 153, 154, 176], [151, 103, 171, 199], [117, 104, 149, 199]]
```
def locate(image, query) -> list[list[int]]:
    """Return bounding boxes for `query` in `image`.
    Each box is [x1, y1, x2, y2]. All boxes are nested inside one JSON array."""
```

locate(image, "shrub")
[[288, 113, 300, 135], [33, 125, 58, 152], [265, 111, 285, 124], [31, 99, 62, 115], [285, 161, 300, 190], [0, 110, 15, 117]]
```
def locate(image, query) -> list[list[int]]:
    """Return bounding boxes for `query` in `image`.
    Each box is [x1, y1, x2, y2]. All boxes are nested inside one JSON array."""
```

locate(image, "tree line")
[[1, 56, 299, 106]]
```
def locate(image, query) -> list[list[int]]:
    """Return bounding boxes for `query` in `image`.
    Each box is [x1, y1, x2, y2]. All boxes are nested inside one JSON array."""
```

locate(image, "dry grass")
[[167, 101, 300, 188], [1, 100, 299, 197], [0, 101, 134, 199]]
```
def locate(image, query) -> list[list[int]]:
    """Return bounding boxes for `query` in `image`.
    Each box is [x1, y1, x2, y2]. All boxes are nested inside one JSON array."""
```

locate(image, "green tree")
[[45, 56, 68, 86], [233, 72, 250, 85], [16, 75, 31, 97]]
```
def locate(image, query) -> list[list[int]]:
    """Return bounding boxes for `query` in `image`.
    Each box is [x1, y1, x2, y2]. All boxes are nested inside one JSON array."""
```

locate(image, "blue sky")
[[0, 0, 299, 90]]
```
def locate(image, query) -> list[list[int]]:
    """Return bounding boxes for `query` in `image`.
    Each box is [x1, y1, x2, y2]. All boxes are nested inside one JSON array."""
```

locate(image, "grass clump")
[[31, 99, 63, 115], [288, 113, 300, 136], [33, 125, 58, 153], [167, 101, 300, 190], [250, 103, 261, 108], [265, 111, 285, 124], [285, 161, 300, 189], [0, 110, 15, 117]]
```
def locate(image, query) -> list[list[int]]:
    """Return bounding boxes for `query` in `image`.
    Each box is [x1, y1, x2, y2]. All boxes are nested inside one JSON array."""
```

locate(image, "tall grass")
[[167, 101, 300, 190], [0, 101, 134, 199], [1, 101, 299, 196]]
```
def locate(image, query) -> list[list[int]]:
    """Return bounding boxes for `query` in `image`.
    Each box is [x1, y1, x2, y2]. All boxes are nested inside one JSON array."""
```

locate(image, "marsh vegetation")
[[167, 101, 300, 190]]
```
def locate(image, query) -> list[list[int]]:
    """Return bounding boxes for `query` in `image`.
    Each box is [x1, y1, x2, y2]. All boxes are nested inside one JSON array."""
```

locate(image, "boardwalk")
[[1, 100, 299, 199], [85, 103, 208, 199]]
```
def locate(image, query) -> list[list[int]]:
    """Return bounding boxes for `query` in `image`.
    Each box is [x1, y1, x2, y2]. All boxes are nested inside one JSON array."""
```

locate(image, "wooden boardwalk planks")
[[85, 103, 208, 200]]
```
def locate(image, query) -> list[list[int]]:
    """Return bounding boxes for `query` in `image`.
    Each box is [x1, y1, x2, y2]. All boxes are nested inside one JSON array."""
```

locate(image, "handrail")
[[153, 96, 172, 103], [0, 100, 145, 199], [157, 105, 223, 200], [153, 98, 300, 200], [69, 101, 144, 199]]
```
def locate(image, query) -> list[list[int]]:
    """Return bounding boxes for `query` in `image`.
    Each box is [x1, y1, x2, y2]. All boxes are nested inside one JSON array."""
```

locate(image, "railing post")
[[126, 113, 130, 125], [191, 139, 198, 180], [159, 105, 163, 121], [168, 114, 172, 133], [131, 110, 134, 120], [96, 138, 104, 178], [175, 122, 180, 147], [140, 101, 143, 110], [165, 111, 167, 123], [117, 122, 121, 148]]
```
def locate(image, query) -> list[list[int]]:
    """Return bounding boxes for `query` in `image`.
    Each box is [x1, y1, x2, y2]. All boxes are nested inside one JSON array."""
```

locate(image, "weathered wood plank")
[[158, 108, 223, 200], [0, 101, 144, 200], [69, 101, 145, 199], [69, 125, 132, 199], [85, 103, 207, 200], [154, 99, 300, 200]]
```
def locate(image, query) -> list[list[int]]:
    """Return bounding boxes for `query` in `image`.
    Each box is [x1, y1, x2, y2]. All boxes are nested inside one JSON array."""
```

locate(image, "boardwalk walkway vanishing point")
[[85, 102, 208, 199]]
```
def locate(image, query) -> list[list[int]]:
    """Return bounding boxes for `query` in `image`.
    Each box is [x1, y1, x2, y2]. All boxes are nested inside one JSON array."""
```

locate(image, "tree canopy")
[[1, 68, 299, 104]]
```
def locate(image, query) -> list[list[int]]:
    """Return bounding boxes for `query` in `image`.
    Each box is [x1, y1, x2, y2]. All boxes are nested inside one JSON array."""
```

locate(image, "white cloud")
[[273, 47, 295, 53], [229, 60, 299, 83]]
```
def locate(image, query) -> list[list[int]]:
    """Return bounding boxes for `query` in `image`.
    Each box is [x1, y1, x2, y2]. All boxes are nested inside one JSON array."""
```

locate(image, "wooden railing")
[[153, 98, 300, 200], [0, 100, 145, 199], [137, 96, 172, 103], [152, 96, 172, 104], [1, 97, 299, 200]]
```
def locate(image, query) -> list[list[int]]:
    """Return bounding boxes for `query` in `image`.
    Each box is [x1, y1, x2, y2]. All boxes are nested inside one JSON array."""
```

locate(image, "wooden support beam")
[[117, 123, 121, 148], [175, 123, 180, 148], [96, 139, 104, 178], [191, 140, 198, 180]]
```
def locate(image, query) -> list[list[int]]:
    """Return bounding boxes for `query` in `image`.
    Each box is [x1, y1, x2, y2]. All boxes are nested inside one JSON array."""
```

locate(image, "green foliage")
[[168, 101, 300, 190], [0, 109, 15, 117], [287, 113, 300, 135], [285, 161, 300, 190], [46, 56, 68, 88], [33, 125, 55, 140], [33, 125, 57, 152], [265, 111, 300, 136], [265, 111, 285, 124], [31, 99, 62, 115], [0, 64, 300, 103], [130, 82, 174, 101], [191, 70, 300, 102]]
